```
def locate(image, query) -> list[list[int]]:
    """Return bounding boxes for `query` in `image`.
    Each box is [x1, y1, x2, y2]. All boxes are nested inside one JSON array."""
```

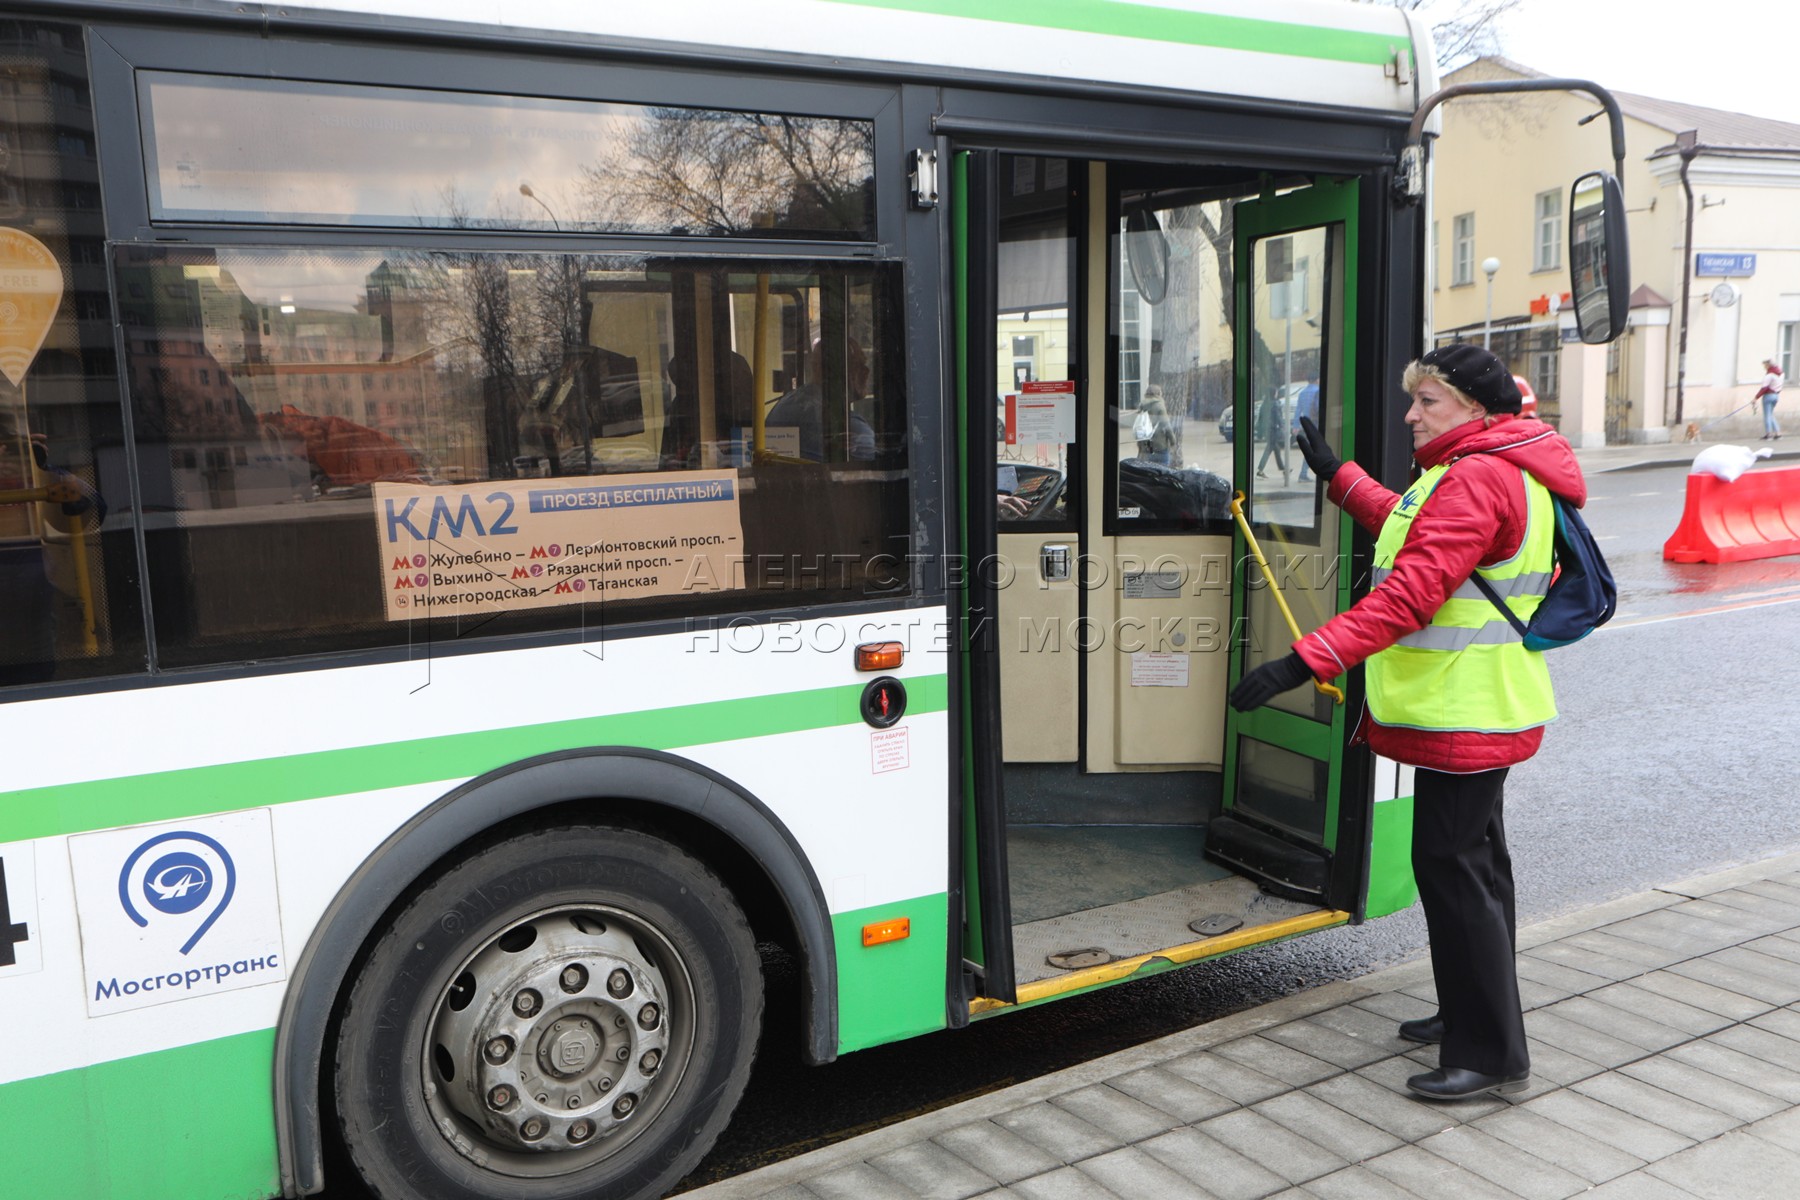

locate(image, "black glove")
[[1228, 651, 1314, 712], [1295, 416, 1340, 484]]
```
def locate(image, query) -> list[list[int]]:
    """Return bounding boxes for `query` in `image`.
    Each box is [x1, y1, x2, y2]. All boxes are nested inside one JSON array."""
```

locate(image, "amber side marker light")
[[855, 641, 904, 671], [862, 917, 911, 947]]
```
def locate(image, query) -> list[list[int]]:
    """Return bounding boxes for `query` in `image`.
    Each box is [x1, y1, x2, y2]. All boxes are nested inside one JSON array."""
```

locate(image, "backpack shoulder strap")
[[1470, 570, 1530, 635], [1445, 450, 1535, 635]]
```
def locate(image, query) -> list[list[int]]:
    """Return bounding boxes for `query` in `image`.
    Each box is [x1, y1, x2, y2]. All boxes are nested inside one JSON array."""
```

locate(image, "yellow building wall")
[[1431, 59, 1800, 442]]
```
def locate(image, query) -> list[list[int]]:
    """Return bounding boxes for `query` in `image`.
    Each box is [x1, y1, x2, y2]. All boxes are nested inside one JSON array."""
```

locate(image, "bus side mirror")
[[1569, 171, 1629, 344]]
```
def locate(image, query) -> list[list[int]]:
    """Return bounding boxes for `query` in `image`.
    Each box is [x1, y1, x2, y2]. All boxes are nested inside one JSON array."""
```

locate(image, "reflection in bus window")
[[1110, 183, 1256, 530], [0, 18, 138, 689], [115, 246, 908, 667], [139, 72, 876, 239]]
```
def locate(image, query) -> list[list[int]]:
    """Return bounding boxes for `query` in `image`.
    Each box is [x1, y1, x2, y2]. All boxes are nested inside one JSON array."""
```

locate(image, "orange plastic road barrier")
[[1663, 466, 1800, 563]]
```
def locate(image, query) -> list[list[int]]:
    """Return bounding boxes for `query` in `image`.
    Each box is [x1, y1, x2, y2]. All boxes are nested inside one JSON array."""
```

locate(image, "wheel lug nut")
[[513, 989, 541, 1017], [488, 1085, 514, 1110], [607, 969, 633, 998], [569, 1119, 594, 1143], [640, 1049, 661, 1074], [637, 1003, 660, 1030], [484, 1036, 514, 1065], [613, 1093, 637, 1119], [560, 964, 588, 993], [521, 1117, 546, 1140]]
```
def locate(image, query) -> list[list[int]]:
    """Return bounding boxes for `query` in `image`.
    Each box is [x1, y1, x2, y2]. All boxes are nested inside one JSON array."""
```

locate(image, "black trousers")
[[1413, 766, 1529, 1076]]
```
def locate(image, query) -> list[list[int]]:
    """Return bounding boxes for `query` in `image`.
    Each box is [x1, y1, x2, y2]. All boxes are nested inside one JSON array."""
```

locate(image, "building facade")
[[1429, 58, 1800, 445]]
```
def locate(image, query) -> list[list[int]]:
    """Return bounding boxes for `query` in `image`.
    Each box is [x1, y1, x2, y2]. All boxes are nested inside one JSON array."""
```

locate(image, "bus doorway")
[[959, 153, 1360, 1010]]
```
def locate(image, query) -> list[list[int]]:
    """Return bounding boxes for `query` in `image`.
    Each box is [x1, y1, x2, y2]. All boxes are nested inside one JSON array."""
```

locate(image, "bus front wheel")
[[333, 825, 762, 1200]]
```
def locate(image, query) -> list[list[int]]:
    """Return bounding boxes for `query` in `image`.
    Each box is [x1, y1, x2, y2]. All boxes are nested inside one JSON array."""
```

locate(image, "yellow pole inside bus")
[[1231, 490, 1342, 704]]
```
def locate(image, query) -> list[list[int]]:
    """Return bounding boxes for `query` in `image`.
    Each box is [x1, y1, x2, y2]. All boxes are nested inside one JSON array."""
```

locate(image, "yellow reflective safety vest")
[[1367, 461, 1557, 733]]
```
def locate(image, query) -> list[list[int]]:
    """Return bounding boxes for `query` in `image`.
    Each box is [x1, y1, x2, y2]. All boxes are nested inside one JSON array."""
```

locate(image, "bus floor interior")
[[1003, 765, 1320, 988]]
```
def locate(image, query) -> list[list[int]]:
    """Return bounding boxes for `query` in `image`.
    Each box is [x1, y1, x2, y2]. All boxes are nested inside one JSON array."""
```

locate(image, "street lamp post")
[[519, 181, 561, 231], [1481, 256, 1501, 351]]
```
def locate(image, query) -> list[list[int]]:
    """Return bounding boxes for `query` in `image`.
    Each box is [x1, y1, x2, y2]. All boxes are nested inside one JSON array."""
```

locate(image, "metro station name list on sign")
[[375, 470, 745, 620]]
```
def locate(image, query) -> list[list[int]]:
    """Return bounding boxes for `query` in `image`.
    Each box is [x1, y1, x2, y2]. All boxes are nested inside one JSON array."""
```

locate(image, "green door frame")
[[1222, 178, 1360, 856], [951, 148, 1017, 1003]]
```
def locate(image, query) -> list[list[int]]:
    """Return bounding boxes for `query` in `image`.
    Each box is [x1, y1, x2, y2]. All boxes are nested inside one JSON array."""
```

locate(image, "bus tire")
[[333, 824, 762, 1200]]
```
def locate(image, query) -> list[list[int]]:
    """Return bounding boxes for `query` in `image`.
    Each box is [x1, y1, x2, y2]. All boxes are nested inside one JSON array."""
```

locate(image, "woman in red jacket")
[[1230, 343, 1588, 1101]]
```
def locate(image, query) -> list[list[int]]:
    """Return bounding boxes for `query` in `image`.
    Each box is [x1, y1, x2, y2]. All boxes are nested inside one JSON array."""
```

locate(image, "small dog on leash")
[[1682, 422, 1702, 443]]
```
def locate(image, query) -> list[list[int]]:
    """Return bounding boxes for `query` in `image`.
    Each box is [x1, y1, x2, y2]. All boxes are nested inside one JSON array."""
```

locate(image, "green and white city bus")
[[0, 2, 1628, 1197]]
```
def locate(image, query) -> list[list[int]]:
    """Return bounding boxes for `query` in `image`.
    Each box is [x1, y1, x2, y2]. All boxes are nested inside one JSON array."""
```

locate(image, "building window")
[[1781, 321, 1796, 379], [1534, 347, 1559, 402], [1452, 213, 1474, 286], [1533, 190, 1561, 272]]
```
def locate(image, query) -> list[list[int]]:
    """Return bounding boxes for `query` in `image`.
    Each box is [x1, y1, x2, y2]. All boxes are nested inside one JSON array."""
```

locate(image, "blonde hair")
[[1401, 359, 1479, 408]]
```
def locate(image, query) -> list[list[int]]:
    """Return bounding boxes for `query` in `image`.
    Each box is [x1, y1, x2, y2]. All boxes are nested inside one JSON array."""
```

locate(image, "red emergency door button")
[[860, 676, 907, 729]]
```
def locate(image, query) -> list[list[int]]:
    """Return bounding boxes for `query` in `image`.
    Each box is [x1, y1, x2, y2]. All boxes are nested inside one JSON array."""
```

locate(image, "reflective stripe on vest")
[[1370, 565, 1554, 603], [1366, 460, 1558, 734]]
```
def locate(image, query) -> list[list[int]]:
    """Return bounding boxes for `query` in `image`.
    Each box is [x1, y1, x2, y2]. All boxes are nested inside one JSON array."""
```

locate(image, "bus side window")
[[0, 19, 141, 690]]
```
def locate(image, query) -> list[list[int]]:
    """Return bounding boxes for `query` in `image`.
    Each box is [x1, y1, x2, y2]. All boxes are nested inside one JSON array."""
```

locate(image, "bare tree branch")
[[1383, 0, 1522, 68]]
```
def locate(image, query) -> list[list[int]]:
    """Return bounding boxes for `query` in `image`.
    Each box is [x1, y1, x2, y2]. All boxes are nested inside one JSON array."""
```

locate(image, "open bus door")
[[956, 155, 1362, 1017], [1215, 178, 1364, 911]]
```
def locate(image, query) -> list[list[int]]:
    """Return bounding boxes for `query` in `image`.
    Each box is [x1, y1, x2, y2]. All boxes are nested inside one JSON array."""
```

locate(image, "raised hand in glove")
[[1295, 416, 1340, 485], [1227, 651, 1315, 712]]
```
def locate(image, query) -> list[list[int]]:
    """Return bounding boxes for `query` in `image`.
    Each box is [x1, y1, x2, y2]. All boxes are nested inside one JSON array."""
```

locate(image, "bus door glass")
[[1218, 179, 1359, 906]]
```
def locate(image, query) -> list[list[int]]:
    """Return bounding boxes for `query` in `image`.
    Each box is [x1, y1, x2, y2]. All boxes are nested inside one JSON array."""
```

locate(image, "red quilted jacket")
[[1292, 415, 1587, 773]]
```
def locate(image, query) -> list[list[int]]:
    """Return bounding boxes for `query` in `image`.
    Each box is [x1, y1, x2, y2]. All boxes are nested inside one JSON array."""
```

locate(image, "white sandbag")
[[1691, 444, 1773, 482]]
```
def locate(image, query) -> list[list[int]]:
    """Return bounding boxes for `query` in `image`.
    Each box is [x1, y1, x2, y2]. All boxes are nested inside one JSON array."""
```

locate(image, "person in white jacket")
[[1756, 357, 1783, 440]]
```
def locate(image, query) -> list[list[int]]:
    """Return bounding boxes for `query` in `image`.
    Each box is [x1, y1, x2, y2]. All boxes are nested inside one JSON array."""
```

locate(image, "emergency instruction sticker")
[[376, 469, 745, 621], [68, 811, 286, 1016], [870, 727, 910, 774], [1129, 652, 1189, 688]]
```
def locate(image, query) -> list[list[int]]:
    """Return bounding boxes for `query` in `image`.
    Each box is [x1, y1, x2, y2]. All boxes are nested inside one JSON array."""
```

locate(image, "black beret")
[[1420, 344, 1522, 414]]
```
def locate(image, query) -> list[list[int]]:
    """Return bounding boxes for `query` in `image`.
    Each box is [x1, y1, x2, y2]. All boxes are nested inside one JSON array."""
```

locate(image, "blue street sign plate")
[[1696, 253, 1755, 277]]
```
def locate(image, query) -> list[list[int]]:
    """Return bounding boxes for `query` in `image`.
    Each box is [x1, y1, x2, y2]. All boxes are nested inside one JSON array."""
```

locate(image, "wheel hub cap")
[[431, 912, 675, 1156]]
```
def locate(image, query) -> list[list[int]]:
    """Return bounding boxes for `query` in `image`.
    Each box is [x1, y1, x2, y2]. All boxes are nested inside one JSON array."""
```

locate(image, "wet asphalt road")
[[318, 462, 1800, 1196]]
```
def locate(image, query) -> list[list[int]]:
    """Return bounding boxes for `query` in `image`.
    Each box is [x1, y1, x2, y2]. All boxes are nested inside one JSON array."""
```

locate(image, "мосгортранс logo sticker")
[[71, 810, 285, 1016], [117, 831, 236, 955]]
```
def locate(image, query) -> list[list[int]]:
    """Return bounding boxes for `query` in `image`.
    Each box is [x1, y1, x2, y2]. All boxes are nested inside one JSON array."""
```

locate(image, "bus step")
[[1203, 815, 1329, 904]]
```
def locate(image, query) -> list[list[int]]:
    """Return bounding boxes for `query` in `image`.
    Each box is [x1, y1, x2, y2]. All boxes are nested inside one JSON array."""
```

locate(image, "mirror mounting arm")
[[1395, 79, 1627, 203]]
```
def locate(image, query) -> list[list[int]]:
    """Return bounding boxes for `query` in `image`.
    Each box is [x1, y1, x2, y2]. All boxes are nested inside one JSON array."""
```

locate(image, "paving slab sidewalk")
[[683, 851, 1800, 1200]]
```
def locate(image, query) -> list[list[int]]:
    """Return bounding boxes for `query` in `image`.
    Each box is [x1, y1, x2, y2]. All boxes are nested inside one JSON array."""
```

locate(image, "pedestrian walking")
[[1757, 355, 1783, 439], [1255, 384, 1289, 481], [1134, 387, 1178, 466], [1227, 343, 1589, 1101]]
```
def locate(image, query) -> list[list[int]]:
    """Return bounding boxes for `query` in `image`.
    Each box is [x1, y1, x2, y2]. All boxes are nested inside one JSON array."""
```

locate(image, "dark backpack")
[[1469, 481, 1616, 651]]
